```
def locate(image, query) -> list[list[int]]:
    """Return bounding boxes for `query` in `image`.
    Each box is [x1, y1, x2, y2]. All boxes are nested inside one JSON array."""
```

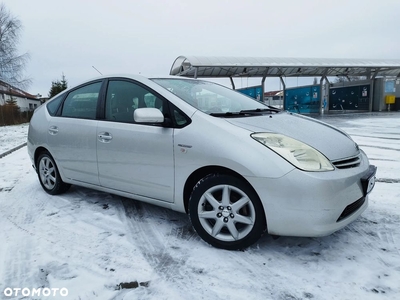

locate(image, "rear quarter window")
[[46, 95, 64, 116]]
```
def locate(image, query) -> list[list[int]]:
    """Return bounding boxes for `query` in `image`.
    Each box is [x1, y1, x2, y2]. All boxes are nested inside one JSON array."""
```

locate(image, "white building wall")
[[16, 97, 41, 111], [0, 93, 41, 111]]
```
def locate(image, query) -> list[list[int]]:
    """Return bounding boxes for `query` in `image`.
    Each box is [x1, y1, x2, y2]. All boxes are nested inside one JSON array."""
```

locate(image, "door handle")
[[48, 126, 58, 135], [98, 132, 113, 143]]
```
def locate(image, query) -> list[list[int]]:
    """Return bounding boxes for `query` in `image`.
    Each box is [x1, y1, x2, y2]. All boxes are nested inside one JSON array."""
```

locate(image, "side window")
[[61, 82, 101, 119], [144, 92, 165, 112], [47, 94, 64, 116], [105, 80, 166, 123], [172, 106, 191, 127]]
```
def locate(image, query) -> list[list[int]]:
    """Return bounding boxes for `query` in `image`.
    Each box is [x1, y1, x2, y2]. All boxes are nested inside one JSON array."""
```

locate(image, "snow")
[[0, 123, 29, 153], [0, 112, 399, 300]]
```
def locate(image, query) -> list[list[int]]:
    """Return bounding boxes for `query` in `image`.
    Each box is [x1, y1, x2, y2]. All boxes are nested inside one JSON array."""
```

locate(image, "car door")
[[46, 81, 102, 185], [96, 79, 174, 202]]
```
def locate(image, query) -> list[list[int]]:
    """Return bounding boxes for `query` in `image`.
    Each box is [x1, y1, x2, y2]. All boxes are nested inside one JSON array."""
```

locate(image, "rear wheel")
[[37, 151, 70, 195], [189, 174, 266, 250]]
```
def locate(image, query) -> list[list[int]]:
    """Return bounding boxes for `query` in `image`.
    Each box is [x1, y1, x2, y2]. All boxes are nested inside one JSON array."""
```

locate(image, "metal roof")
[[0, 80, 38, 100], [170, 56, 400, 78]]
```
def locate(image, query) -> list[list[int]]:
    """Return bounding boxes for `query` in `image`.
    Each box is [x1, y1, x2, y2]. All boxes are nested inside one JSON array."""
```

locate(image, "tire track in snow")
[[0, 148, 113, 296], [1, 234, 32, 293], [120, 200, 189, 277], [0, 167, 49, 294], [339, 215, 400, 295], [116, 199, 218, 299]]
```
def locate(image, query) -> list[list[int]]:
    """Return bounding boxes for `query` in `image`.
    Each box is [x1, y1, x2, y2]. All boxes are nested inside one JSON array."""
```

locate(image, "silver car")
[[28, 75, 377, 250]]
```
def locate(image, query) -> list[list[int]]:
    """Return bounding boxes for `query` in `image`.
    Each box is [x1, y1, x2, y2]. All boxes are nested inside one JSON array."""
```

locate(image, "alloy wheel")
[[197, 184, 256, 242]]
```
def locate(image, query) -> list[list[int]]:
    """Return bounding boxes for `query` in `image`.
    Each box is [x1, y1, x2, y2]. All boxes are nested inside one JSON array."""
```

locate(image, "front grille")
[[332, 154, 361, 169], [337, 197, 365, 222]]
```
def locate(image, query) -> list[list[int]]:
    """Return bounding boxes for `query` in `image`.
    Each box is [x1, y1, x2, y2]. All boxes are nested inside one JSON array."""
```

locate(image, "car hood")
[[225, 112, 359, 161]]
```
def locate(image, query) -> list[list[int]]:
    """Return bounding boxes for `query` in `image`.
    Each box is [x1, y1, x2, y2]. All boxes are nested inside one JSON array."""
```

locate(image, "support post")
[[229, 77, 235, 90], [325, 77, 330, 113], [280, 77, 286, 110], [319, 76, 325, 115], [369, 68, 379, 112], [261, 68, 269, 103]]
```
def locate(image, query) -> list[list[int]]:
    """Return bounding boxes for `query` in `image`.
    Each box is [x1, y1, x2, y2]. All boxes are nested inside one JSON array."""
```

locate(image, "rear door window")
[[61, 82, 102, 119]]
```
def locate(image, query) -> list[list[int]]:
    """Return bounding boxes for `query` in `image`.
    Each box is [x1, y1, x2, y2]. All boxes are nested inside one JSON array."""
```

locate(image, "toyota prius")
[[28, 75, 377, 250]]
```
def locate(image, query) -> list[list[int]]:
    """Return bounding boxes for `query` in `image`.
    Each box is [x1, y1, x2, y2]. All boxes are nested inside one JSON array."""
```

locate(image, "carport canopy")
[[170, 56, 400, 112], [170, 56, 400, 79]]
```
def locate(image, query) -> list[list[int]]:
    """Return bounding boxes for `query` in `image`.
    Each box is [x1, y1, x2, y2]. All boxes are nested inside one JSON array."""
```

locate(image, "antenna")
[[92, 66, 103, 75]]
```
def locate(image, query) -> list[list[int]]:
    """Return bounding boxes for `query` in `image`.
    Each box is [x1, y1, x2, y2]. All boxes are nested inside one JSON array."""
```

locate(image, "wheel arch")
[[35, 147, 71, 194], [34, 146, 51, 168], [34, 147, 64, 180], [183, 165, 262, 214]]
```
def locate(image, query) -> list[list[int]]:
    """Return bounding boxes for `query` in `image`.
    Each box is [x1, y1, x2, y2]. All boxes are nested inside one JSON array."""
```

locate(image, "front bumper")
[[246, 152, 376, 237]]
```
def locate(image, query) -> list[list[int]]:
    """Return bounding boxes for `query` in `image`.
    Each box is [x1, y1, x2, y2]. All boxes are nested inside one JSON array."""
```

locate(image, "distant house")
[[0, 80, 41, 112], [264, 90, 283, 107]]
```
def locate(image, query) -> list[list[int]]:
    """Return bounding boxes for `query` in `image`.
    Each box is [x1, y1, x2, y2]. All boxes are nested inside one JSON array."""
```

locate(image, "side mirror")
[[134, 108, 164, 123]]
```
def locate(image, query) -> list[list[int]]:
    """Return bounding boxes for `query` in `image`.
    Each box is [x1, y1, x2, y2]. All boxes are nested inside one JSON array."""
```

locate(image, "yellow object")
[[385, 95, 395, 104]]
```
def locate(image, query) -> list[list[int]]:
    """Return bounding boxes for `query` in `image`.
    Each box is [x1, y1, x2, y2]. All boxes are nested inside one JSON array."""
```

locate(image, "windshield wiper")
[[210, 107, 281, 117], [240, 106, 281, 114], [209, 111, 248, 117]]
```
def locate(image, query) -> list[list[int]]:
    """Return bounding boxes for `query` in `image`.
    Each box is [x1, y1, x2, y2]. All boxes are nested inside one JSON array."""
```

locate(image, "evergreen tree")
[[5, 98, 17, 106], [48, 73, 68, 98]]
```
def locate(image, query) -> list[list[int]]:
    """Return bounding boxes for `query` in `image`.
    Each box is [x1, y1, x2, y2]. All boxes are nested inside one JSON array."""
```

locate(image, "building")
[[0, 80, 41, 111], [264, 90, 283, 108]]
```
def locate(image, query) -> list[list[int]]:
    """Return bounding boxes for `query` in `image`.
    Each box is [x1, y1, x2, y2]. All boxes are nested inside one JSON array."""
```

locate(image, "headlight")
[[251, 133, 334, 172]]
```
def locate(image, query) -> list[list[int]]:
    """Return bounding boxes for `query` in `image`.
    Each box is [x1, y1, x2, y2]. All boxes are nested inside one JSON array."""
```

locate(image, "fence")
[[0, 105, 34, 126]]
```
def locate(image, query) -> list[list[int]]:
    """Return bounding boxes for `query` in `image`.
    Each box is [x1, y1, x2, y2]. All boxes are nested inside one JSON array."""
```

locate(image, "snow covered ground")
[[0, 124, 29, 154], [0, 112, 399, 300]]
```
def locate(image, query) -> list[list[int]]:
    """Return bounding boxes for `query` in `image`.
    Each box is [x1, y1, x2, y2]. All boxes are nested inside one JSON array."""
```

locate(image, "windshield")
[[152, 78, 271, 115]]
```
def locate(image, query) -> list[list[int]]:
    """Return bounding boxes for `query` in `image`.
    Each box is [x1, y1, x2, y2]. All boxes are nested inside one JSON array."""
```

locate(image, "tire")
[[189, 174, 266, 250], [36, 151, 71, 195]]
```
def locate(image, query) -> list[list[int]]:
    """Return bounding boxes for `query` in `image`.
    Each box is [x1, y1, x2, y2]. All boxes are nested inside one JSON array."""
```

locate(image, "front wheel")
[[37, 151, 71, 195], [189, 174, 266, 250]]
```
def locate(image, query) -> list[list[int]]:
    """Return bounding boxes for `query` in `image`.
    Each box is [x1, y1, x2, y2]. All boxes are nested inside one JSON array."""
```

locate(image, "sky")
[[3, 0, 400, 97]]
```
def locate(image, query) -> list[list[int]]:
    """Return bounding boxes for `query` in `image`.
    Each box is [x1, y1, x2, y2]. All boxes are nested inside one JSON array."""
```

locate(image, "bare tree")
[[334, 75, 366, 83], [0, 3, 30, 88]]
